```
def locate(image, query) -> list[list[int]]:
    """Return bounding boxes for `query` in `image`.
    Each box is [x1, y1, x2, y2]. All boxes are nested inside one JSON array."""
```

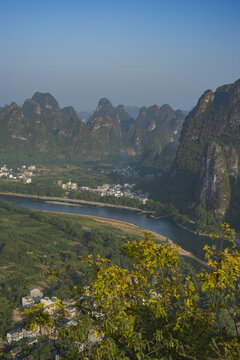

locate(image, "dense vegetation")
[[22, 224, 240, 359], [0, 201, 147, 337], [0, 198, 239, 359], [0, 179, 65, 197]]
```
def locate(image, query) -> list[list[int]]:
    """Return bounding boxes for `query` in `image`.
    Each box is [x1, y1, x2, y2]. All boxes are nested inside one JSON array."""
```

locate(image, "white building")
[[30, 288, 43, 303], [79, 186, 90, 191], [69, 183, 78, 190], [24, 171, 33, 177], [30, 288, 43, 298], [40, 297, 56, 314], [66, 320, 77, 327], [7, 329, 24, 344], [23, 328, 39, 339], [7, 327, 39, 344], [22, 296, 34, 308]]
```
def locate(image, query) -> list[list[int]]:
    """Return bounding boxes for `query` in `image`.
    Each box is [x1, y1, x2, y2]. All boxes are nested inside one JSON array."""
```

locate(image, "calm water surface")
[[0, 194, 213, 261]]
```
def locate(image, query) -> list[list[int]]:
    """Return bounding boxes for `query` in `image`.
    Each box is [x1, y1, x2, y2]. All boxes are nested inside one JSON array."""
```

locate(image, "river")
[[0, 193, 214, 262]]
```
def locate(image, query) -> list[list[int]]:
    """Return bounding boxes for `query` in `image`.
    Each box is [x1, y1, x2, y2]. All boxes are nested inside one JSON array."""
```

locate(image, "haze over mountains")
[[78, 106, 140, 124], [0, 92, 185, 168], [1, 78, 240, 229]]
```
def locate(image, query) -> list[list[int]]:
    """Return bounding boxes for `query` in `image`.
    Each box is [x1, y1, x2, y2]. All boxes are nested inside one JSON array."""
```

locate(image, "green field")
[[0, 201, 147, 337]]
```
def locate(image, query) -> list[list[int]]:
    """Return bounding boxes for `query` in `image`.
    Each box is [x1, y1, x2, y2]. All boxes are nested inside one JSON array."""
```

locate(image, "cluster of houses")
[[3, 286, 164, 359], [57, 180, 149, 204], [0, 164, 36, 184], [7, 289, 78, 343], [4, 288, 101, 359], [100, 166, 139, 177], [4, 288, 79, 358], [57, 180, 78, 191]]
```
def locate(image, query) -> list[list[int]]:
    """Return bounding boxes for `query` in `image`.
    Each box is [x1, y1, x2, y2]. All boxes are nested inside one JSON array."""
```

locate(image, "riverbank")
[[35, 208, 207, 267], [0, 191, 209, 235], [176, 222, 212, 238], [0, 191, 209, 265], [0, 191, 152, 214]]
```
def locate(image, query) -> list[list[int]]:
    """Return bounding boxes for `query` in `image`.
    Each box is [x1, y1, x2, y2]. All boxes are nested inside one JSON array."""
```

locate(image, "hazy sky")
[[0, 0, 239, 111]]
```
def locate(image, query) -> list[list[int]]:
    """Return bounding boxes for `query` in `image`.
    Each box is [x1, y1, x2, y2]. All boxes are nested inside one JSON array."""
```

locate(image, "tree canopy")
[[25, 224, 240, 359]]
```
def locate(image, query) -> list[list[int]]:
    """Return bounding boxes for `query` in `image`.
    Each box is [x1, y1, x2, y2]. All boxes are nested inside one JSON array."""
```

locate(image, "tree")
[[25, 226, 240, 359]]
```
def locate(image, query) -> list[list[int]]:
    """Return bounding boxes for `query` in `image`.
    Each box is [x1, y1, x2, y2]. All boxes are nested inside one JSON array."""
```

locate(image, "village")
[[99, 166, 139, 177], [3, 288, 99, 359], [0, 164, 36, 184], [57, 180, 149, 204], [3, 284, 162, 359]]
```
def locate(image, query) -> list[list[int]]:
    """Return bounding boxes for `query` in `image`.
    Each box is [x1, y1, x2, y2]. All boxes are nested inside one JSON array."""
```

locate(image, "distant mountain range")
[[1, 79, 240, 230], [0, 93, 185, 168], [77, 106, 140, 124]]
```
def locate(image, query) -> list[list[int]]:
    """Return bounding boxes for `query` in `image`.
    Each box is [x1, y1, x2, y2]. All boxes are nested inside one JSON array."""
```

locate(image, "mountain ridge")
[[0, 92, 184, 168]]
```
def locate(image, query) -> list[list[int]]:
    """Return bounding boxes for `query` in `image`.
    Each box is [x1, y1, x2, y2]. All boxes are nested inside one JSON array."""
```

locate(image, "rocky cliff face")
[[90, 98, 121, 143], [199, 142, 230, 220], [0, 92, 97, 159], [89, 98, 132, 149], [129, 104, 185, 168], [59, 106, 100, 160], [172, 79, 240, 224], [4, 102, 27, 141], [88, 98, 185, 163], [24, 92, 62, 130], [0, 92, 185, 167]]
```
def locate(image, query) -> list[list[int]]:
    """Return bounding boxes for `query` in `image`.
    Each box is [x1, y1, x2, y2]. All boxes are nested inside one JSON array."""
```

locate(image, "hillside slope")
[[160, 79, 240, 231]]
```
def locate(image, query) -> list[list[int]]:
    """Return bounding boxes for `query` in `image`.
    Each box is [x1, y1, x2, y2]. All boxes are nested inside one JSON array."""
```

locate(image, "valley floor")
[[0, 191, 206, 267]]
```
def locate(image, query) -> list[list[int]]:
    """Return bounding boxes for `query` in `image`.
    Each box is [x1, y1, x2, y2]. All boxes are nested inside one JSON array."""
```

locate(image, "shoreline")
[[176, 222, 212, 238], [37, 209, 207, 267], [0, 191, 206, 267], [0, 191, 152, 214], [0, 191, 208, 266]]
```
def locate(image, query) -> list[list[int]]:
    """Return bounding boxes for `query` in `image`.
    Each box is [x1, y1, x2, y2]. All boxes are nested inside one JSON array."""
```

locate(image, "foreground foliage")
[[0, 201, 140, 336], [25, 224, 240, 359]]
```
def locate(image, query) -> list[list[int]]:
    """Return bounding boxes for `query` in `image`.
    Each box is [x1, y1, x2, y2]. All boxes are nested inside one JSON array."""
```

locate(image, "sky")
[[0, 0, 239, 111]]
